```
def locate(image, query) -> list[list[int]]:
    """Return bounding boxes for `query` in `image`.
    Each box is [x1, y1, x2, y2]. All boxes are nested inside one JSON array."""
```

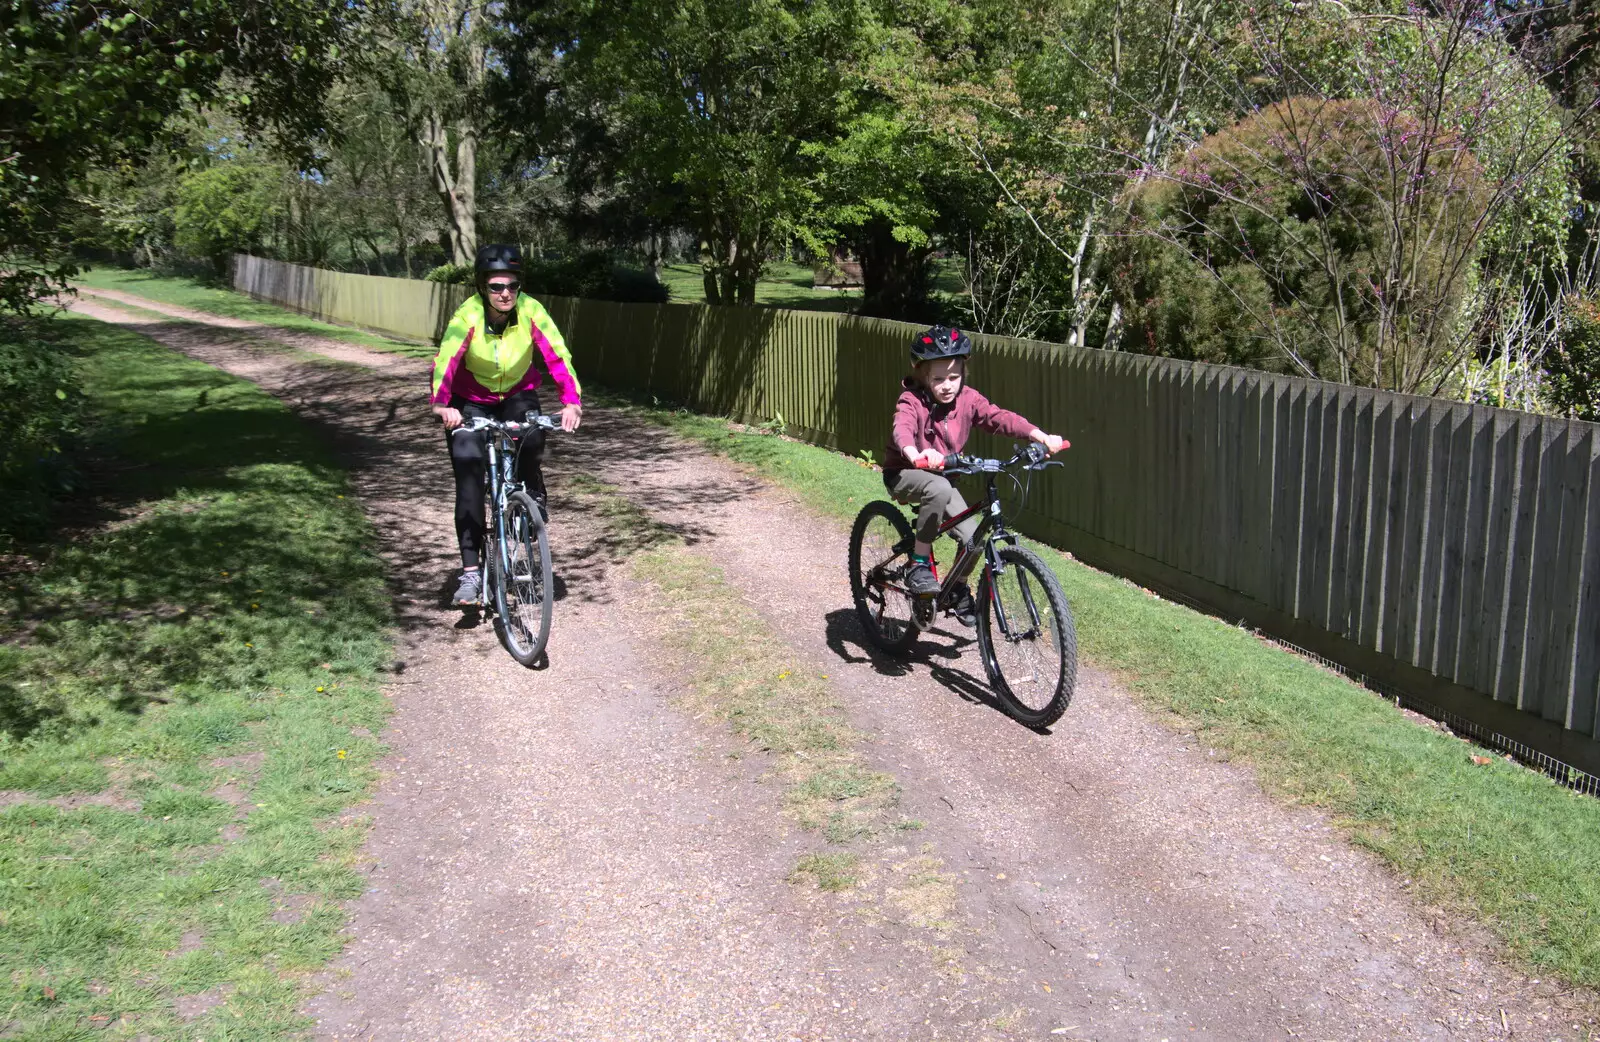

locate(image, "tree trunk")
[[422, 110, 478, 266], [856, 219, 932, 321]]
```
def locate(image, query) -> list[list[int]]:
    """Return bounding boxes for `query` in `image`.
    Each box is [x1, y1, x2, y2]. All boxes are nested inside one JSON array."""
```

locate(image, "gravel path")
[[68, 293, 1599, 1041]]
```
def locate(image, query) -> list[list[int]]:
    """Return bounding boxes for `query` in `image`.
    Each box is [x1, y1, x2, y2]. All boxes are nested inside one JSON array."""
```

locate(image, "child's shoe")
[[905, 559, 940, 597]]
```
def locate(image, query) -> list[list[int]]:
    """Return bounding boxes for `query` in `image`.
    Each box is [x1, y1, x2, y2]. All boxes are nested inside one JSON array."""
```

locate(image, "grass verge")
[[658, 261, 862, 313], [594, 388, 1600, 990], [1, 313, 392, 1039], [72, 267, 430, 359]]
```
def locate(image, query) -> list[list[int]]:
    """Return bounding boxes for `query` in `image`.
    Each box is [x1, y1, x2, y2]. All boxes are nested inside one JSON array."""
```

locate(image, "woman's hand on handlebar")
[[560, 402, 583, 432], [434, 405, 464, 430]]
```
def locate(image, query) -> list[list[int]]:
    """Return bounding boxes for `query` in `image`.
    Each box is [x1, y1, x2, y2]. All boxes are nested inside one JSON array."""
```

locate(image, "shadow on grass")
[[2, 326, 390, 742]]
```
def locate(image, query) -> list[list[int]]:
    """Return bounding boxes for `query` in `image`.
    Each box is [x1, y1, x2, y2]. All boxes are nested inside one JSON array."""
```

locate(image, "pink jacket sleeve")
[[891, 391, 923, 453], [965, 388, 1036, 440]]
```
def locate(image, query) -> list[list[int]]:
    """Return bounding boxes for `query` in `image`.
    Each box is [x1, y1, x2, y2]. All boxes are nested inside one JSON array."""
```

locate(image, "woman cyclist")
[[430, 244, 583, 607]]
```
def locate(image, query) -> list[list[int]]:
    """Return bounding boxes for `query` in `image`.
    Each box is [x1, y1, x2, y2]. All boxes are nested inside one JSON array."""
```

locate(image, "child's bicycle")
[[847, 443, 1078, 728], [451, 414, 559, 667]]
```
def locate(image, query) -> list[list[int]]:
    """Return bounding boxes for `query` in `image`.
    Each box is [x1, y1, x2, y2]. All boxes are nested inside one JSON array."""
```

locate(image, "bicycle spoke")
[[980, 549, 1076, 727], [492, 492, 553, 665], [850, 501, 917, 652]]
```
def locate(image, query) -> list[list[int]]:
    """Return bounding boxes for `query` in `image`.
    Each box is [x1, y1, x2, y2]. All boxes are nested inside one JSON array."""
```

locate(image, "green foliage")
[[1, 0, 361, 310], [1547, 295, 1600, 420], [505, 0, 880, 305], [425, 263, 474, 284], [1110, 98, 1490, 387], [0, 320, 84, 543], [174, 161, 288, 271], [426, 253, 668, 303]]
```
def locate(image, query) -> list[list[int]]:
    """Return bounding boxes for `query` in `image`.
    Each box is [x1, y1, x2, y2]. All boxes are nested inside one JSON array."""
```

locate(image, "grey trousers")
[[887, 468, 979, 546]]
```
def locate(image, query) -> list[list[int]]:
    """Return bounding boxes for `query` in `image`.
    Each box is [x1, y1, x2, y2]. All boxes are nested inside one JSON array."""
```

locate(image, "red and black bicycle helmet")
[[911, 324, 972, 363], [474, 243, 522, 275]]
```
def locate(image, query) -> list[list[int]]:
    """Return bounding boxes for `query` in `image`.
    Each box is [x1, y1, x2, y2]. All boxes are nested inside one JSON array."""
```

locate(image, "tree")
[[174, 160, 288, 271], [1, 0, 363, 310], [405, 0, 491, 266], [504, 0, 877, 305], [316, 82, 438, 275], [809, 0, 1004, 321]]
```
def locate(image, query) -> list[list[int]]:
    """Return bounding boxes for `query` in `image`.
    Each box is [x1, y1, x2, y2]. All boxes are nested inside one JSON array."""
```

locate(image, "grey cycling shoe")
[[452, 568, 482, 607], [905, 560, 941, 597]]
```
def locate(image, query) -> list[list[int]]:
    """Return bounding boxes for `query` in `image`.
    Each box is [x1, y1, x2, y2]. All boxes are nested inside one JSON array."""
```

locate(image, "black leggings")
[[447, 392, 546, 569]]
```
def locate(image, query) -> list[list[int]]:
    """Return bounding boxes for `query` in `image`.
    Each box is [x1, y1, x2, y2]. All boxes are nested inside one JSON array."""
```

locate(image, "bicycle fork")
[[481, 436, 512, 611]]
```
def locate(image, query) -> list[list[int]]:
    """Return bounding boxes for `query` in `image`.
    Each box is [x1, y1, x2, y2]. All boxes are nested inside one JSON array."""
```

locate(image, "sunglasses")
[[485, 281, 521, 295]]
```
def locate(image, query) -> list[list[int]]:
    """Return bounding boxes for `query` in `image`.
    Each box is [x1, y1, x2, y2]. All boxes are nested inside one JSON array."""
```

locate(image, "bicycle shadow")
[[822, 608, 1047, 730]]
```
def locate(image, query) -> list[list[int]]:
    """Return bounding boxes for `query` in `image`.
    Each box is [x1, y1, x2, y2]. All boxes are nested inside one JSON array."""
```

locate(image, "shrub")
[[425, 263, 473, 285], [1109, 98, 1490, 389], [1548, 295, 1600, 421], [425, 252, 668, 303], [0, 319, 82, 543], [173, 162, 285, 274]]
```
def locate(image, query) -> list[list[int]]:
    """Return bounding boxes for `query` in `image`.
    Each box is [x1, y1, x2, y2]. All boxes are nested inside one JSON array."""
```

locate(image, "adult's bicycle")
[[847, 443, 1078, 728], [451, 415, 558, 667]]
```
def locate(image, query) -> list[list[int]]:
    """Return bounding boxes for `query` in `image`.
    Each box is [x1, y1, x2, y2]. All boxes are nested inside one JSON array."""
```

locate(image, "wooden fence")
[[236, 255, 1600, 775]]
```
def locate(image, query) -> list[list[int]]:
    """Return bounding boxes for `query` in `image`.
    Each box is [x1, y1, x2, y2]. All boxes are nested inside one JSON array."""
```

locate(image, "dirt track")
[[70, 287, 1599, 1041]]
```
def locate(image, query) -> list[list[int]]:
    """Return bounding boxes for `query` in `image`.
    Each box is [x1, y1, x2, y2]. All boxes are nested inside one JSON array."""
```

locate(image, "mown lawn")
[[657, 261, 863, 312], [72, 267, 432, 359], [1, 314, 392, 1040]]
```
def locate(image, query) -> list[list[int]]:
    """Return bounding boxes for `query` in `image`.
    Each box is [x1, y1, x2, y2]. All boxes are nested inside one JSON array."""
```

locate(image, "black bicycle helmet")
[[475, 243, 522, 275], [910, 324, 972, 363]]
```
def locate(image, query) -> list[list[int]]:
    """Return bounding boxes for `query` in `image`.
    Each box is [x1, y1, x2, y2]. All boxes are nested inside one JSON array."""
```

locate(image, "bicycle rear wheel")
[[848, 501, 918, 654], [976, 547, 1077, 728], [491, 490, 554, 666]]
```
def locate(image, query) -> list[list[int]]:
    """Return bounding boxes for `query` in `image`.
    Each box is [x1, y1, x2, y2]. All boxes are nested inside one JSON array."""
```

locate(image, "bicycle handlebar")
[[449, 414, 562, 438], [918, 442, 1067, 475]]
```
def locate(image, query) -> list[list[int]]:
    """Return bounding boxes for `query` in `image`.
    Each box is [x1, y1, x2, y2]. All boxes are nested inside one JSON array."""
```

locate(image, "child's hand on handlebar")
[[912, 448, 947, 470], [1030, 430, 1069, 454], [433, 405, 464, 430], [560, 402, 583, 432]]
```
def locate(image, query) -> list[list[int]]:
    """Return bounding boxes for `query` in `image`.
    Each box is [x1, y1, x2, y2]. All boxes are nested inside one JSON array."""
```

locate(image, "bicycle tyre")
[[492, 490, 554, 667], [848, 500, 919, 654], [975, 546, 1077, 728]]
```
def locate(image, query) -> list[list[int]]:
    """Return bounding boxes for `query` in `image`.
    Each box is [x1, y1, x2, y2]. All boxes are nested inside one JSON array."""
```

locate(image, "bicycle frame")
[[453, 415, 556, 608], [927, 470, 1015, 592], [893, 445, 1060, 628]]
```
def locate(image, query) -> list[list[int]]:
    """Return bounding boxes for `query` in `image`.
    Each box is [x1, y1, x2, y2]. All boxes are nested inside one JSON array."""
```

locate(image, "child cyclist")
[[884, 325, 1067, 614]]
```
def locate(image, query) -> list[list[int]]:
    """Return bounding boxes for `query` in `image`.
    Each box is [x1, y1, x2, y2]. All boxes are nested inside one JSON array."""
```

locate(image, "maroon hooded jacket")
[[884, 378, 1036, 475]]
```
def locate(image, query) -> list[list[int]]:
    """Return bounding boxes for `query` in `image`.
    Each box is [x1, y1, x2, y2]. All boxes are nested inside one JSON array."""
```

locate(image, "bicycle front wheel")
[[848, 500, 918, 654], [976, 547, 1077, 728], [492, 490, 554, 666]]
